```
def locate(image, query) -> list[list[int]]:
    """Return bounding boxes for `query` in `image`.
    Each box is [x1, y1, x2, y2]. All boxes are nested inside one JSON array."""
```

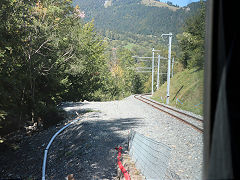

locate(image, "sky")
[[166, 0, 200, 7]]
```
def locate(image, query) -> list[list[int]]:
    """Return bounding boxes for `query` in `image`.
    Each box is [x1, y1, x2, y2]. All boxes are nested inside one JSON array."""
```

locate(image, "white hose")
[[42, 118, 81, 180]]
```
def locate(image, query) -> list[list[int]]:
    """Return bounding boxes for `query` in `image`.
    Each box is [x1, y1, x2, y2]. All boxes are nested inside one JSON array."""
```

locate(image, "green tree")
[[0, 0, 108, 135], [0, 0, 35, 132], [63, 20, 107, 101], [177, 1, 205, 69]]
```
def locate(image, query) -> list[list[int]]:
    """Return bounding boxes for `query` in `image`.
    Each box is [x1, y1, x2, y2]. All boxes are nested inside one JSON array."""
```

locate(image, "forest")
[[0, 0, 146, 136], [73, 0, 202, 36], [0, 0, 205, 139]]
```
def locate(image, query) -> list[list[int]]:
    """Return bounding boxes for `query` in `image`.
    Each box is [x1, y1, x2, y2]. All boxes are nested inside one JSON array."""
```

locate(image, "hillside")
[[152, 68, 204, 115], [141, 0, 180, 11], [73, 0, 202, 36]]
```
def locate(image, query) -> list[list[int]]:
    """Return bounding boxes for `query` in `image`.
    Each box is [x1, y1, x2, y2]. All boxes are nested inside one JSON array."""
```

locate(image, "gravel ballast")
[[0, 95, 203, 179]]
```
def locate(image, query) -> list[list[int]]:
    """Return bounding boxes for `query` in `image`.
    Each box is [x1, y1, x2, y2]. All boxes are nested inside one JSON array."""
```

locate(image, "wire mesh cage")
[[128, 130, 171, 180]]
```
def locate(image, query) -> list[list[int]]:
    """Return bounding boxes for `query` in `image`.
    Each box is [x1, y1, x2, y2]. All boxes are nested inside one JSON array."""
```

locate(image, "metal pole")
[[152, 48, 155, 95], [157, 54, 161, 90], [172, 57, 174, 78], [166, 33, 172, 105]]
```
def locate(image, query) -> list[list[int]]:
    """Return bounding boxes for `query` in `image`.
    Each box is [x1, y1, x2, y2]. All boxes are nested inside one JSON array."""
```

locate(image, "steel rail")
[[134, 95, 203, 133], [140, 95, 203, 122]]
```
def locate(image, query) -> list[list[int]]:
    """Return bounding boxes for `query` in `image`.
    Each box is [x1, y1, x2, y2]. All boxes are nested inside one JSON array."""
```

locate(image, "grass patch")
[[152, 68, 204, 115]]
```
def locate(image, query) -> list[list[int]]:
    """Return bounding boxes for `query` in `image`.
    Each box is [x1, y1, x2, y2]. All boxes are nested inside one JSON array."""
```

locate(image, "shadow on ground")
[[46, 113, 143, 179], [0, 102, 142, 179]]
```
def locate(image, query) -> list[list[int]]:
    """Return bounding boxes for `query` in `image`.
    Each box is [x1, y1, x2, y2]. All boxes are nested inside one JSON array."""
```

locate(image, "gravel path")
[[54, 95, 202, 179], [0, 95, 203, 179]]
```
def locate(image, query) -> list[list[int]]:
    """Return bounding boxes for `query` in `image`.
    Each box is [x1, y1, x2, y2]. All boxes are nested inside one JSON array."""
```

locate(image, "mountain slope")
[[141, 0, 179, 11], [73, 0, 202, 36]]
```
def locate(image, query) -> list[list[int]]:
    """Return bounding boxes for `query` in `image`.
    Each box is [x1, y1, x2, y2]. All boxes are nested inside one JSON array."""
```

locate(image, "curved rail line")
[[134, 94, 203, 133], [140, 95, 203, 122]]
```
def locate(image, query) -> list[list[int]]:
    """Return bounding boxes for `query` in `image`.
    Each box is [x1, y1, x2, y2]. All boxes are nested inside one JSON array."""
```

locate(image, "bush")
[[36, 103, 65, 128]]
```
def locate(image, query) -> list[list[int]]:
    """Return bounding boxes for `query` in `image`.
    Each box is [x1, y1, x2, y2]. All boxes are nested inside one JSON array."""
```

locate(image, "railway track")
[[134, 94, 203, 133]]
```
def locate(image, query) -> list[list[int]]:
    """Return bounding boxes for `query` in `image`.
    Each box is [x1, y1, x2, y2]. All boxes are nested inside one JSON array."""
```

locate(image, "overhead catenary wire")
[[132, 56, 161, 59], [133, 45, 170, 97], [136, 67, 152, 69], [136, 71, 152, 73]]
